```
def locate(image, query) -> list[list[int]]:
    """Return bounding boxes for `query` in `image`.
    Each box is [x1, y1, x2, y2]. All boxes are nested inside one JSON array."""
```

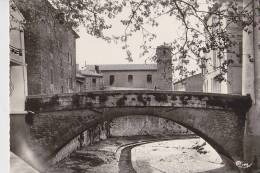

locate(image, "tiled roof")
[[85, 64, 157, 71], [80, 69, 103, 77]]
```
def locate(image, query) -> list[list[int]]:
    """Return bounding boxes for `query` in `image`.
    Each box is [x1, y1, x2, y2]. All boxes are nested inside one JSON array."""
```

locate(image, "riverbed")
[[47, 136, 234, 173]]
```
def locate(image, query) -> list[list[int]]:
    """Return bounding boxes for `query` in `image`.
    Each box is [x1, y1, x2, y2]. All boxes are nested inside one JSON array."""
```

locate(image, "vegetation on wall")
[[154, 93, 168, 102], [116, 95, 127, 106], [137, 94, 147, 106]]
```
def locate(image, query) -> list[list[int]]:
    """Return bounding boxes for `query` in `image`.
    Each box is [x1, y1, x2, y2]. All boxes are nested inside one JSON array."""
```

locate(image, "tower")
[[156, 45, 173, 90]]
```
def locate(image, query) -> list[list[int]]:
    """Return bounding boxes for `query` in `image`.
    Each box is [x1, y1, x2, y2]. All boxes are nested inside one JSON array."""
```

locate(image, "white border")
[[0, 0, 10, 173]]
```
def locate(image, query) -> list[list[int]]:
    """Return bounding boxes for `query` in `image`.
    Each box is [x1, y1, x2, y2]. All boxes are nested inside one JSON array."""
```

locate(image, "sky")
[[76, 13, 183, 67], [75, 1, 209, 72]]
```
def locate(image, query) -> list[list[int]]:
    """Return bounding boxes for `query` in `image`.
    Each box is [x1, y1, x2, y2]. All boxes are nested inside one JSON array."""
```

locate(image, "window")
[[67, 52, 73, 66], [110, 75, 115, 85], [147, 74, 152, 83], [128, 75, 133, 83], [61, 86, 64, 93], [50, 69, 54, 84], [92, 78, 96, 87]]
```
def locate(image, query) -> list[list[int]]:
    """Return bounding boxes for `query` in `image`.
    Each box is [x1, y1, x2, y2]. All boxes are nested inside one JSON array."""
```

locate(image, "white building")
[[203, 1, 243, 94], [84, 45, 173, 91], [10, 1, 28, 114]]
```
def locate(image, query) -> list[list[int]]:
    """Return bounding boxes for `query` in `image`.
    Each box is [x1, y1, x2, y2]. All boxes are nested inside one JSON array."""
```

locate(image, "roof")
[[174, 73, 202, 84], [85, 64, 157, 71], [80, 69, 103, 77], [76, 73, 85, 79], [71, 29, 80, 39], [104, 87, 155, 91]]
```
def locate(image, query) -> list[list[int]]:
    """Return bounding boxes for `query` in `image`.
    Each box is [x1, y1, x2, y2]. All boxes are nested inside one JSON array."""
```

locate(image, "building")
[[203, 1, 243, 94], [173, 73, 203, 92], [76, 65, 104, 92], [84, 45, 173, 90], [75, 72, 85, 93], [10, 0, 28, 114], [14, 0, 79, 95]]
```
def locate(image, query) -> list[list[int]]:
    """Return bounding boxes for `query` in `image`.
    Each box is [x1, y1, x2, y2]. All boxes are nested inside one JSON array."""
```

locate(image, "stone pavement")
[[10, 152, 39, 173]]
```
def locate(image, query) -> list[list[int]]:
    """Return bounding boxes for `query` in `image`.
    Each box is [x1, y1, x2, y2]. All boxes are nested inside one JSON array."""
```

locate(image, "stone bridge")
[[10, 90, 252, 170]]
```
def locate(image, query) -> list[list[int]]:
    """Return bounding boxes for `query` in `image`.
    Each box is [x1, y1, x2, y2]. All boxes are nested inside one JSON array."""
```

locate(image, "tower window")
[[147, 74, 152, 83], [128, 75, 133, 83], [109, 75, 115, 85]]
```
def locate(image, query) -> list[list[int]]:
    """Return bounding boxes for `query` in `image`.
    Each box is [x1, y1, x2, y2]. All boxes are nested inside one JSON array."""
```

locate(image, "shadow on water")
[[119, 145, 137, 173]]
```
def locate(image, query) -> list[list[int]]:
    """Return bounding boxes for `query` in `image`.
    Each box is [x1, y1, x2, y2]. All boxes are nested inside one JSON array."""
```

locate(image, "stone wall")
[[10, 111, 110, 168], [110, 115, 193, 136], [14, 0, 78, 95], [50, 122, 109, 164]]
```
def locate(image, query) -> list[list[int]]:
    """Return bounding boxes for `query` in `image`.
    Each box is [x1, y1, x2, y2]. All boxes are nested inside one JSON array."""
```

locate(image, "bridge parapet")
[[25, 90, 252, 114]]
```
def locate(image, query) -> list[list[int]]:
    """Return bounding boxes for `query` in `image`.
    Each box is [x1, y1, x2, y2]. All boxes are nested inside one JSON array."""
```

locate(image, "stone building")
[[76, 65, 104, 92], [9, 0, 28, 114], [173, 73, 203, 92], [85, 45, 173, 91], [203, 1, 243, 94], [14, 0, 79, 95]]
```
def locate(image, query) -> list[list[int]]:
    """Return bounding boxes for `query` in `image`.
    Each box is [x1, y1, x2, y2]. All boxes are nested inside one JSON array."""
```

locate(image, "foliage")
[[116, 95, 127, 106], [13, 0, 257, 79], [154, 93, 168, 102], [137, 94, 147, 105]]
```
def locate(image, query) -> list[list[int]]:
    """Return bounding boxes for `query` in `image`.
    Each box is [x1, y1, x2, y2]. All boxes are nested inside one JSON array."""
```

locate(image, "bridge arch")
[[102, 107, 244, 165], [107, 112, 238, 170], [11, 90, 251, 170]]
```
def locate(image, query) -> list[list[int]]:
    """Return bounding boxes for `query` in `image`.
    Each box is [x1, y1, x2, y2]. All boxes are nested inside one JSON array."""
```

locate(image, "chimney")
[[95, 65, 100, 73]]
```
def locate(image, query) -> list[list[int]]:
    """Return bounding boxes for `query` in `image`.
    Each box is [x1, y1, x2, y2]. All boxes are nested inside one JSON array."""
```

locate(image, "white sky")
[[76, 14, 183, 67], [76, 0, 209, 71]]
